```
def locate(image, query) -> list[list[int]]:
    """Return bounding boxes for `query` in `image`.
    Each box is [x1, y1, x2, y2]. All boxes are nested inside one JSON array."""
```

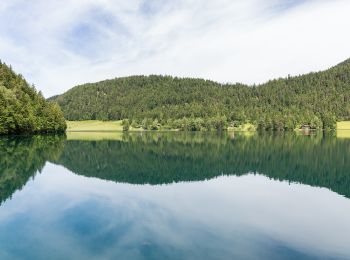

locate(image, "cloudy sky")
[[0, 0, 349, 97]]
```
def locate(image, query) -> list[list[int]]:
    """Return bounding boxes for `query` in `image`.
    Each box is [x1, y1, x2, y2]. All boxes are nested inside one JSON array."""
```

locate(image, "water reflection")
[[0, 136, 64, 205], [0, 132, 350, 259], [0, 164, 350, 259], [1, 132, 350, 200], [57, 132, 350, 197]]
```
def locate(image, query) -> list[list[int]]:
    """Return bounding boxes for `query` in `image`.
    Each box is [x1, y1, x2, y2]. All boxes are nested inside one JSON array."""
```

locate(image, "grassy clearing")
[[337, 121, 350, 130], [336, 121, 350, 138], [337, 121, 350, 138], [66, 120, 145, 132]]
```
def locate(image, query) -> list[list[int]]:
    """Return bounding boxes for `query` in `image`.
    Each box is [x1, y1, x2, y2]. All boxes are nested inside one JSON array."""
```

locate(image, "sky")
[[0, 0, 349, 97]]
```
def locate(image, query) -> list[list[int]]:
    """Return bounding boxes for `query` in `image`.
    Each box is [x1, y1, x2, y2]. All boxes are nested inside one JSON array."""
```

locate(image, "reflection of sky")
[[0, 163, 349, 259]]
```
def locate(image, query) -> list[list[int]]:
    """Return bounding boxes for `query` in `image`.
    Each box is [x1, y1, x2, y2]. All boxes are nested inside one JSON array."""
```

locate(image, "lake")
[[0, 132, 350, 259]]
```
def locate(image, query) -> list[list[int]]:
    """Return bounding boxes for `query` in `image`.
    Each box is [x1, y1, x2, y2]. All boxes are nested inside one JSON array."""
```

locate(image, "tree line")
[[51, 58, 350, 130], [0, 61, 66, 135]]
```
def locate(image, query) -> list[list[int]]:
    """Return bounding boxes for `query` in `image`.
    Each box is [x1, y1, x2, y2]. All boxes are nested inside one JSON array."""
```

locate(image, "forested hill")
[[0, 61, 66, 134], [51, 58, 350, 130]]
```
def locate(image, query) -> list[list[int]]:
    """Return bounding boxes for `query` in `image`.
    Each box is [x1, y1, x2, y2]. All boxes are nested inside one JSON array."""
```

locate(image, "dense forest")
[[51, 58, 350, 130], [0, 61, 66, 134]]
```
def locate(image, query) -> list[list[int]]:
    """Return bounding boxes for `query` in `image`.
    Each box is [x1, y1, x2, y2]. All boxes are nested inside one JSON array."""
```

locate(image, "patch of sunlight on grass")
[[66, 120, 123, 132], [337, 121, 350, 130], [336, 122, 350, 138]]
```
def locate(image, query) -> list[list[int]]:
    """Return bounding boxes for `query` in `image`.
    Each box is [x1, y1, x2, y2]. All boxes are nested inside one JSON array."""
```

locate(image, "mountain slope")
[[0, 61, 66, 134], [51, 59, 350, 130]]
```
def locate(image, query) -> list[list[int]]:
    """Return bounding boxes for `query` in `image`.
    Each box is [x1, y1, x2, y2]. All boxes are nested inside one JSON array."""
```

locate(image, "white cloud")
[[0, 0, 349, 97]]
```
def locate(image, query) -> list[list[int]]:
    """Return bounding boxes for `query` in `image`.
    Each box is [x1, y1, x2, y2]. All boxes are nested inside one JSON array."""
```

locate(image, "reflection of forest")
[[55, 132, 350, 198], [0, 136, 65, 205], [1, 132, 350, 206]]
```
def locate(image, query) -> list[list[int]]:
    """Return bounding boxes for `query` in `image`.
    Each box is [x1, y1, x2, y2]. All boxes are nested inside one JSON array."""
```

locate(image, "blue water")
[[0, 132, 349, 259]]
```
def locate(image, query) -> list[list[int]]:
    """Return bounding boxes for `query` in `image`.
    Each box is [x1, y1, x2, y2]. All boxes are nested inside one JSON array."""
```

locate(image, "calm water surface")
[[0, 132, 350, 259]]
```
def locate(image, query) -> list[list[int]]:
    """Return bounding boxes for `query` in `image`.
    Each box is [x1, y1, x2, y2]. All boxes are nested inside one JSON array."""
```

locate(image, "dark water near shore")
[[0, 132, 350, 259]]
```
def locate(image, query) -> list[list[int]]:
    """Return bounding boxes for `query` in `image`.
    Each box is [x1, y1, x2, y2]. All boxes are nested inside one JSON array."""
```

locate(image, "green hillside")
[[0, 61, 66, 134], [51, 59, 350, 130]]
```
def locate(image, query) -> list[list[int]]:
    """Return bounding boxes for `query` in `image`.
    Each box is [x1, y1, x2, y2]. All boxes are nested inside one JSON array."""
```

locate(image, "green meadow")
[[67, 120, 124, 132], [337, 121, 350, 130]]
